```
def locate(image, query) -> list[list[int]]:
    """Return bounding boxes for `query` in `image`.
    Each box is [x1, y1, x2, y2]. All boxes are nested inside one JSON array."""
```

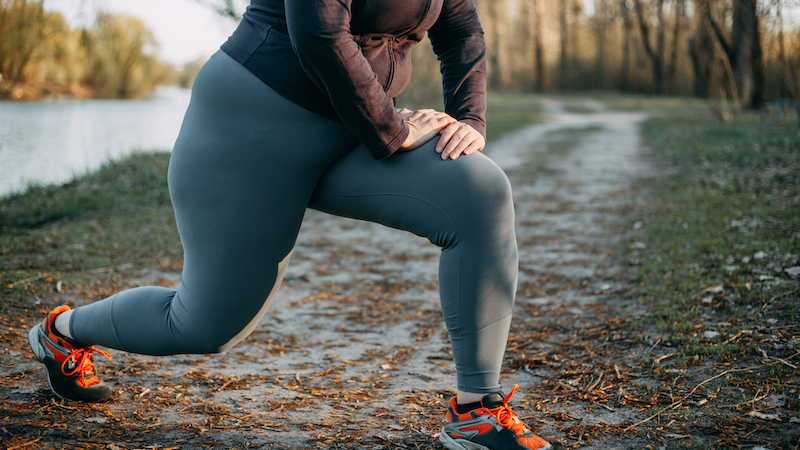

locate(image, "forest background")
[[2, 0, 800, 112]]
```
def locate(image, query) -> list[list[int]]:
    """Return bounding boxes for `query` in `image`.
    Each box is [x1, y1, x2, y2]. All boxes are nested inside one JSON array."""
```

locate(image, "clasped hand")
[[398, 108, 485, 160]]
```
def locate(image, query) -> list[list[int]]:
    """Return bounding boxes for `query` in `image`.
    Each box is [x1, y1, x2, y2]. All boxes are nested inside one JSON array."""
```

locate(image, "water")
[[0, 86, 191, 198]]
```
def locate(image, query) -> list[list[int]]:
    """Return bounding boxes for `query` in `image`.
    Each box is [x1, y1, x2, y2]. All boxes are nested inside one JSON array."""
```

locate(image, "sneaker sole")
[[439, 429, 490, 450], [439, 426, 554, 450]]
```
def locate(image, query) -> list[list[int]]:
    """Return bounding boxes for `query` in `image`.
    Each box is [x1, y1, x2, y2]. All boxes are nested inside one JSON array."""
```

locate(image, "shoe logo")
[[460, 423, 496, 437], [44, 342, 63, 361]]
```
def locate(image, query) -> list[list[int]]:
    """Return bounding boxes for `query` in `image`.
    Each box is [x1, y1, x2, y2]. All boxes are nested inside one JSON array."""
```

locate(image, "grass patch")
[[628, 113, 799, 360], [485, 92, 545, 142], [0, 151, 172, 230], [516, 125, 604, 177], [0, 151, 182, 313], [587, 92, 708, 113]]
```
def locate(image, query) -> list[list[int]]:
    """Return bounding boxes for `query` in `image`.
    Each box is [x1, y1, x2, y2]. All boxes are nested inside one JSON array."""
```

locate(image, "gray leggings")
[[70, 51, 517, 393]]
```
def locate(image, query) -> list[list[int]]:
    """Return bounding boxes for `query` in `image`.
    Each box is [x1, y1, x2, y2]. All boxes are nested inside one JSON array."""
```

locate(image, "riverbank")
[[1, 95, 798, 449]]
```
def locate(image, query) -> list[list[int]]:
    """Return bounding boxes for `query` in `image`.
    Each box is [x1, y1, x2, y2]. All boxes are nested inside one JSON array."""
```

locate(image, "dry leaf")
[[748, 411, 781, 421]]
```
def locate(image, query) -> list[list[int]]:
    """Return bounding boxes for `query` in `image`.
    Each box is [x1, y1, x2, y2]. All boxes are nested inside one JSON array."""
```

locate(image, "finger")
[[436, 124, 459, 153], [441, 128, 470, 159], [447, 137, 473, 160], [463, 136, 485, 155], [449, 137, 479, 160]]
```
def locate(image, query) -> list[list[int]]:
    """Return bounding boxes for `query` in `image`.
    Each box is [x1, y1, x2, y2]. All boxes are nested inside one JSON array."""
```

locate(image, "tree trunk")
[[533, 0, 547, 92], [633, 0, 665, 94], [619, 0, 633, 90], [705, 0, 764, 108], [666, 0, 685, 93], [559, 0, 570, 89], [594, 0, 608, 89], [485, 0, 503, 90]]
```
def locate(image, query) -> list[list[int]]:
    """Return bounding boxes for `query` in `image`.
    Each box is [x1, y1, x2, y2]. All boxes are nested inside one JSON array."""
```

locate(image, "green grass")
[[485, 93, 546, 142], [0, 151, 182, 313], [515, 125, 604, 177], [628, 113, 800, 357], [0, 151, 172, 230], [578, 91, 709, 113]]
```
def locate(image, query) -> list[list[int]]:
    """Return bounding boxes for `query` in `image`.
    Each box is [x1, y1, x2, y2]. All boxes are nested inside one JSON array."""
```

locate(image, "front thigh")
[[308, 139, 514, 243]]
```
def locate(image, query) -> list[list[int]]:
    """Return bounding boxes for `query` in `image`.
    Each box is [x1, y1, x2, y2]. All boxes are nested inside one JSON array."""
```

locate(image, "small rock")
[[86, 417, 107, 423], [785, 266, 800, 277], [754, 251, 768, 259], [703, 331, 720, 339], [600, 283, 612, 290]]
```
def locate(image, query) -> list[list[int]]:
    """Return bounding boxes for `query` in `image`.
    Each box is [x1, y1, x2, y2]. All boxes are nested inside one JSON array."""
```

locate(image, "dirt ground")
[[2, 101, 780, 449]]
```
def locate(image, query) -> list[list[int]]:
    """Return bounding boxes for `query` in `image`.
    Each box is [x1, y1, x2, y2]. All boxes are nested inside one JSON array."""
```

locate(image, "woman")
[[28, 1, 552, 449]]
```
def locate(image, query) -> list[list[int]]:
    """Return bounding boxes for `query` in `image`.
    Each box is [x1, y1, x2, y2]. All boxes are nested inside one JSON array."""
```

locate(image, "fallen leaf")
[[748, 411, 781, 421], [664, 433, 691, 439]]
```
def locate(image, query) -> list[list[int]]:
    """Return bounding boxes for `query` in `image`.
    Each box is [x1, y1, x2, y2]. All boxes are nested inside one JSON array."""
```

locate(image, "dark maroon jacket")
[[221, 0, 487, 160]]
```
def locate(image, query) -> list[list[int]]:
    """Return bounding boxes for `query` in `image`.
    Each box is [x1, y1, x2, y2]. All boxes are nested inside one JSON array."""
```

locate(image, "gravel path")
[[5, 99, 658, 449]]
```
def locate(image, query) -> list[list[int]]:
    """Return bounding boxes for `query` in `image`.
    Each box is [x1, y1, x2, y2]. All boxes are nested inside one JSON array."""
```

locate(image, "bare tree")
[[633, 0, 667, 93], [532, 0, 547, 92], [666, 0, 686, 91], [592, 0, 613, 89], [559, 0, 571, 88], [703, 0, 764, 107]]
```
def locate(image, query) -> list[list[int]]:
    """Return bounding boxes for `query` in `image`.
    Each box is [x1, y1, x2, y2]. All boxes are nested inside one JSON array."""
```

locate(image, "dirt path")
[[3, 100, 660, 449]]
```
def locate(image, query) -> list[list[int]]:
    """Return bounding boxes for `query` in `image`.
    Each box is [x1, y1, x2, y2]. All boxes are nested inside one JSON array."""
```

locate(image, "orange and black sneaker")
[[440, 385, 552, 450], [28, 305, 113, 402]]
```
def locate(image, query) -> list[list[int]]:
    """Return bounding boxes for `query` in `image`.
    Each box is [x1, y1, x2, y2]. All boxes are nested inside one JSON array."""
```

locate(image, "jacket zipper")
[[386, 38, 396, 91]]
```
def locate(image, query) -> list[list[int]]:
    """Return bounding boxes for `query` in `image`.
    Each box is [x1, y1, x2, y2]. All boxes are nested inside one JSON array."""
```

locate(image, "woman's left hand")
[[436, 121, 485, 160]]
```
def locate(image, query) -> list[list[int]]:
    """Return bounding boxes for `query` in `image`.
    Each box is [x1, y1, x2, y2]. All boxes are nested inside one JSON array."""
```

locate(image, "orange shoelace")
[[485, 384, 531, 437], [61, 347, 112, 385]]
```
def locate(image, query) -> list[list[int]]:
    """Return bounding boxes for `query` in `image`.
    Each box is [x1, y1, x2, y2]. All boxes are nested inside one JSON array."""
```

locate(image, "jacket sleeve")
[[427, 0, 487, 139], [284, 0, 409, 160]]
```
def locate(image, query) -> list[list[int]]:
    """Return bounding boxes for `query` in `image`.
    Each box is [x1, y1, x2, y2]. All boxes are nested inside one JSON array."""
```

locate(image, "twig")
[[649, 338, 662, 352], [654, 353, 675, 365], [587, 373, 604, 394], [557, 381, 577, 392], [216, 379, 237, 392], [623, 351, 800, 432], [376, 435, 411, 449], [7, 438, 42, 450], [8, 273, 49, 287], [239, 412, 270, 420], [51, 398, 78, 410]]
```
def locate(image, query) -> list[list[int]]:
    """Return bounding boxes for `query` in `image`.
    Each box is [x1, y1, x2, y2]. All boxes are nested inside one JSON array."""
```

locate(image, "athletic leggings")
[[70, 51, 517, 393]]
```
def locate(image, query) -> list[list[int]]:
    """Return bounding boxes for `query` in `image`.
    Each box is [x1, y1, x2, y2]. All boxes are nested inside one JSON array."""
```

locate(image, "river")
[[0, 86, 191, 198]]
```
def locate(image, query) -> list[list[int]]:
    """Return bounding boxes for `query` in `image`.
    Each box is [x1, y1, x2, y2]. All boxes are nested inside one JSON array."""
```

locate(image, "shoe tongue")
[[481, 393, 505, 409]]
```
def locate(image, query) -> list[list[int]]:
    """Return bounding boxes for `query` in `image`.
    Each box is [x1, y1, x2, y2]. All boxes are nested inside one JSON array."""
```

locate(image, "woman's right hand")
[[398, 108, 456, 151]]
